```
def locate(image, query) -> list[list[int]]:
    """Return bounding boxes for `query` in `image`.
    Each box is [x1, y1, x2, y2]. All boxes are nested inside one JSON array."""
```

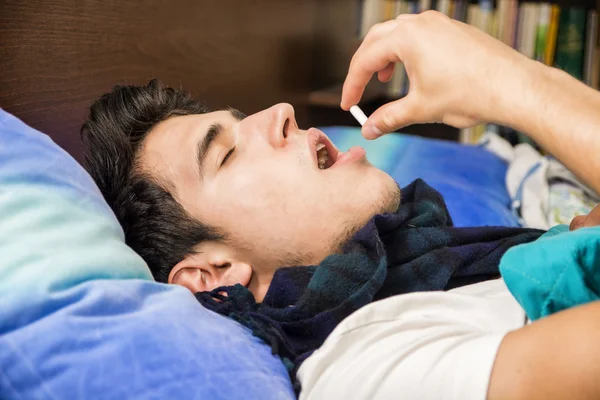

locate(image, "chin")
[[371, 170, 401, 214], [335, 166, 399, 217]]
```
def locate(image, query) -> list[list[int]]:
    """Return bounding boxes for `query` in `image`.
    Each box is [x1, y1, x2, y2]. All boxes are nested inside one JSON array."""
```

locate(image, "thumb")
[[362, 94, 420, 139]]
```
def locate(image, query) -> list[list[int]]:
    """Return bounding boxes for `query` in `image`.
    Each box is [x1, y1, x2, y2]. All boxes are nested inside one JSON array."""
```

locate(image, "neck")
[[248, 269, 274, 302]]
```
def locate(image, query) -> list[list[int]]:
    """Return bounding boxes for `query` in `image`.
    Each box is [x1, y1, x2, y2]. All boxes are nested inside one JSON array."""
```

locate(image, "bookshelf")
[[308, 0, 600, 143]]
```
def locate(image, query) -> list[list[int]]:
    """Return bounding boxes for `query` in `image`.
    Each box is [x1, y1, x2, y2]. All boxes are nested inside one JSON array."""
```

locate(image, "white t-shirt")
[[298, 278, 526, 400]]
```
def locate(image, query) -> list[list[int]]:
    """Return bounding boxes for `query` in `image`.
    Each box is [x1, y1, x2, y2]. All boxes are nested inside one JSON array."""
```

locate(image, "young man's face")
[[140, 103, 400, 300]]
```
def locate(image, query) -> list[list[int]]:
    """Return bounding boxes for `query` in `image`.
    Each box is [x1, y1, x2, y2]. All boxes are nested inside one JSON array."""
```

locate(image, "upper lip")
[[308, 128, 339, 169]]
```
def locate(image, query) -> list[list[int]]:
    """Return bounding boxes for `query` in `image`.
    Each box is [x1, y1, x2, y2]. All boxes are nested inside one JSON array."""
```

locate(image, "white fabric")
[[547, 182, 598, 226], [479, 132, 551, 229], [479, 130, 515, 163], [505, 143, 550, 229], [298, 279, 526, 400]]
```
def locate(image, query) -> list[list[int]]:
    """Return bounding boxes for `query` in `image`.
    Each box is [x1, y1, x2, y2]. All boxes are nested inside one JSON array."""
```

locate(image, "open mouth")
[[309, 128, 339, 170], [308, 127, 366, 170]]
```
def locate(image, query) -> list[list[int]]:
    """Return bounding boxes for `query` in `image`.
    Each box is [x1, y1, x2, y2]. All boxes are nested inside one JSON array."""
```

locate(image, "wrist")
[[491, 58, 549, 133]]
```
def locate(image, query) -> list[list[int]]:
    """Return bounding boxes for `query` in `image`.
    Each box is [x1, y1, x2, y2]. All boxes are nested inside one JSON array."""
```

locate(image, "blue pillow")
[[0, 109, 294, 399]]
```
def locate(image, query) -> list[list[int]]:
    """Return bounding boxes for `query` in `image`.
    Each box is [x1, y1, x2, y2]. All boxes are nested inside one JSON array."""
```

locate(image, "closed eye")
[[221, 147, 235, 167]]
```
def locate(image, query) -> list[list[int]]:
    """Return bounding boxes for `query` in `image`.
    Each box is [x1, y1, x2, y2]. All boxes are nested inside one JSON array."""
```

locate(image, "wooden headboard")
[[0, 0, 358, 162]]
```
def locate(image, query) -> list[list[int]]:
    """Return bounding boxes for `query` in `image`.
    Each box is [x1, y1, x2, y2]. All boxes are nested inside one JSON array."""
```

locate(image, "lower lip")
[[331, 146, 366, 168]]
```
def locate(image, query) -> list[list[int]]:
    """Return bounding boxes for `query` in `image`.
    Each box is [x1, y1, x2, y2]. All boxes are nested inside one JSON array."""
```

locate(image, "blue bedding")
[[0, 109, 517, 399]]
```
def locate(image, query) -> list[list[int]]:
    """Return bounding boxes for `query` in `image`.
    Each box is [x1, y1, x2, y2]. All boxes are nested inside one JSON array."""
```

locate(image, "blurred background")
[[1, 0, 599, 162]]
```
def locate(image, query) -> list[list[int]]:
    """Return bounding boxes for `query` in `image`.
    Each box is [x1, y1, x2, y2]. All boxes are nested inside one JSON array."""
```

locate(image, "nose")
[[239, 103, 296, 148]]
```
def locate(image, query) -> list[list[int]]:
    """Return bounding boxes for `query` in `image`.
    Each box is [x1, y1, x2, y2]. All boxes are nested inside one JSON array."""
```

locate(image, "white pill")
[[349, 105, 368, 126]]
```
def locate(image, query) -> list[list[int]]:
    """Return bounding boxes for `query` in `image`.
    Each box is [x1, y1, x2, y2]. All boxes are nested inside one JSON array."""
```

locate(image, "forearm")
[[498, 61, 600, 193], [488, 300, 600, 400]]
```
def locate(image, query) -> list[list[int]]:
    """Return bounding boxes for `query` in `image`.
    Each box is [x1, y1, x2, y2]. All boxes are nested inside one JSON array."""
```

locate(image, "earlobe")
[[219, 261, 253, 288]]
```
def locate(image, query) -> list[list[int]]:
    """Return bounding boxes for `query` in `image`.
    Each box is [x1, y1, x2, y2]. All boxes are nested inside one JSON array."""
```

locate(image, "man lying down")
[[81, 79, 547, 396], [82, 6, 600, 396]]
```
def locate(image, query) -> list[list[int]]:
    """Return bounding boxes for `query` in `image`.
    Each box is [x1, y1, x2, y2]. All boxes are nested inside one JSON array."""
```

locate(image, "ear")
[[167, 242, 253, 293]]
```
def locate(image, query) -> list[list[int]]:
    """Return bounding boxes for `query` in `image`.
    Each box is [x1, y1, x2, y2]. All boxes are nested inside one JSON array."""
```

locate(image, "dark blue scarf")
[[196, 179, 543, 391]]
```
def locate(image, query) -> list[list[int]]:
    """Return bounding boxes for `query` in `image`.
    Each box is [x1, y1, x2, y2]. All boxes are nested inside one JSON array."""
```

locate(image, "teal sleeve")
[[500, 224, 600, 321]]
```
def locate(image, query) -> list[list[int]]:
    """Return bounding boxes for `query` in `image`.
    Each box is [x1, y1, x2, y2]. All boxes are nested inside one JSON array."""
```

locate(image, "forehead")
[[145, 110, 232, 154], [139, 110, 232, 178]]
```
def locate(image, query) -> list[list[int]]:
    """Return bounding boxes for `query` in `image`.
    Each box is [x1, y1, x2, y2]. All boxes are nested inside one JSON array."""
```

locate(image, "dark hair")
[[81, 79, 223, 283]]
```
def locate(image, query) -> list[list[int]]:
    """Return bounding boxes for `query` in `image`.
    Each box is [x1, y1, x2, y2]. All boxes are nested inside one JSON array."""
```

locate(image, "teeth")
[[318, 152, 328, 169], [316, 144, 329, 169]]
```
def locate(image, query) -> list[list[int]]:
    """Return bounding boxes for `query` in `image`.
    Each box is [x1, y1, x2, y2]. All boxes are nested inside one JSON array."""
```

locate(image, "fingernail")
[[363, 124, 382, 139]]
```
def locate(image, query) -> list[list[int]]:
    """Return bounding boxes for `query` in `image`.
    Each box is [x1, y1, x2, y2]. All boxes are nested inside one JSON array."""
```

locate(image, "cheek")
[[213, 170, 316, 246], [214, 164, 307, 217], [207, 153, 376, 234]]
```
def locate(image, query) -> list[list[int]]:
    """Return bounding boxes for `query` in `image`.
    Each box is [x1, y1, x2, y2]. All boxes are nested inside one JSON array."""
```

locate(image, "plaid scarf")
[[196, 179, 543, 392]]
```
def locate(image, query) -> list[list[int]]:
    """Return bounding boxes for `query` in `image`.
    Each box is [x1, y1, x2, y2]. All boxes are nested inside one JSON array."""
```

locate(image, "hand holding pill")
[[341, 10, 535, 140]]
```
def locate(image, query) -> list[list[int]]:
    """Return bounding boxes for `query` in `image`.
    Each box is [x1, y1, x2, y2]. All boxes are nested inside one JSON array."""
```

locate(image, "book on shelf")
[[585, 10, 599, 84], [535, 3, 551, 62], [555, 7, 587, 81], [546, 4, 560, 65]]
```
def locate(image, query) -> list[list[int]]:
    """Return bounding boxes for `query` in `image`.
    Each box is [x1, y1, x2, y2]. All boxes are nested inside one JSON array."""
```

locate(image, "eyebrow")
[[196, 108, 245, 177]]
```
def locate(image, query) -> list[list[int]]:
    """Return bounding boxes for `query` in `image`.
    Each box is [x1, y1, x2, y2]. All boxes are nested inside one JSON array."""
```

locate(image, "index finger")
[[341, 37, 400, 110]]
